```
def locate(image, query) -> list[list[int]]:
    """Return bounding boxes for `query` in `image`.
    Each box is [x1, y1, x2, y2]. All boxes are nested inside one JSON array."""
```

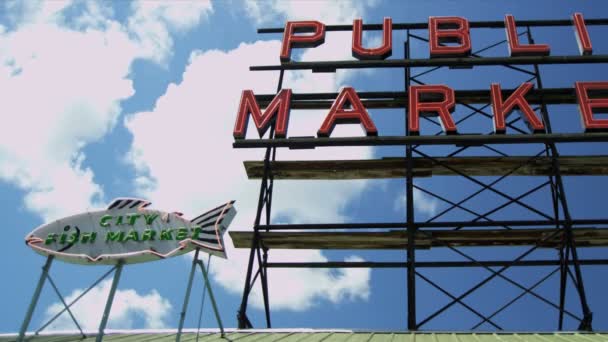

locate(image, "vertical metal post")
[[404, 32, 417, 331], [96, 261, 124, 342], [177, 248, 200, 342], [18, 256, 54, 342], [260, 250, 271, 328], [526, 27, 593, 331], [237, 69, 284, 329], [198, 260, 225, 337], [237, 233, 257, 328]]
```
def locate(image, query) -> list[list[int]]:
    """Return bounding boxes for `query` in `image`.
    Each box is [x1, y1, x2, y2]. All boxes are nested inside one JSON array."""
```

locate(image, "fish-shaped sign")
[[25, 198, 236, 265]]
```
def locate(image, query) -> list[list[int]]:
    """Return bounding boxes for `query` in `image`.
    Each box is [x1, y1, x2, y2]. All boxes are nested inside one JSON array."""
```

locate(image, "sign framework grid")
[[233, 16, 608, 331]]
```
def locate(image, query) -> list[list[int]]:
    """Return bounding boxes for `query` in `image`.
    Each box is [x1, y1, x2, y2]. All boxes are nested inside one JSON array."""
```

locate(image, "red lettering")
[[318, 87, 377, 137], [352, 17, 392, 60], [233, 89, 292, 139], [429, 16, 471, 57], [575, 81, 608, 132], [491, 83, 544, 134], [408, 85, 456, 135], [280, 21, 325, 62], [505, 15, 550, 56], [573, 13, 593, 56]]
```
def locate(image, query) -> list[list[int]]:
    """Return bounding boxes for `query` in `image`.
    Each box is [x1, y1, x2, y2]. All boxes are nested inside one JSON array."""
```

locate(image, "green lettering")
[[100, 215, 112, 228], [45, 233, 57, 245], [106, 231, 125, 242], [60, 233, 67, 244], [142, 229, 156, 241], [80, 232, 97, 243], [160, 229, 173, 240], [127, 214, 141, 226], [175, 228, 188, 240], [191, 227, 202, 239], [144, 213, 158, 225], [124, 229, 139, 242], [67, 233, 78, 244], [115, 216, 125, 226]]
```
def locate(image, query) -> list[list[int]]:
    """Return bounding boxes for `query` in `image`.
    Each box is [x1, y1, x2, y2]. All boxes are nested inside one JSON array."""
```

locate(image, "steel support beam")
[[258, 18, 608, 33], [177, 249, 200, 342], [18, 256, 53, 342], [253, 219, 608, 230], [36, 266, 116, 335], [96, 261, 123, 342], [197, 260, 224, 337], [233, 133, 608, 149], [265, 259, 608, 268], [251, 55, 608, 71], [404, 35, 417, 331]]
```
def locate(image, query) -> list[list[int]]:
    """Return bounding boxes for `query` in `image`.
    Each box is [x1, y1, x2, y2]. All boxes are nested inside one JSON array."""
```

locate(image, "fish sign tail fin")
[[189, 201, 236, 259]]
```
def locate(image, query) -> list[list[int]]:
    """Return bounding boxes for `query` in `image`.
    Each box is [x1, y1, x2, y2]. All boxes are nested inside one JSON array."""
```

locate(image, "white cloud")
[[124, 35, 375, 310], [43, 280, 172, 331], [394, 188, 440, 217], [0, 1, 211, 221], [243, 0, 379, 25], [128, 0, 213, 63]]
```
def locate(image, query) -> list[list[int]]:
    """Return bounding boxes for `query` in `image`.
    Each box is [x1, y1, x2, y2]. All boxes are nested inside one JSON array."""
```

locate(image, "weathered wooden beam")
[[229, 228, 608, 250], [244, 156, 608, 180]]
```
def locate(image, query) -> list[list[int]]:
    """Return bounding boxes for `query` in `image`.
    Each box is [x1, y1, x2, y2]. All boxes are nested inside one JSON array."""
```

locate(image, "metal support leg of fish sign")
[[176, 248, 200, 342], [197, 258, 224, 337], [96, 261, 124, 342], [36, 266, 117, 334], [18, 256, 54, 342], [46, 274, 85, 337]]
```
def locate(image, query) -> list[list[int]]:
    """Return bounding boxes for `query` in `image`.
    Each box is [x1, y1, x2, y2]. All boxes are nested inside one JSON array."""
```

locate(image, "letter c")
[[100, 215, 112, 228]]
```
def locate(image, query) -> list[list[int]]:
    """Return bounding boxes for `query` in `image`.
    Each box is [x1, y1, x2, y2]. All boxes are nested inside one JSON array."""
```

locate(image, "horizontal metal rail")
[[258, 18, 608, 33], [265, 260, 608, 268], [234, 133, 608, 149], [251, 55, 608, 72], [254, 219, 608, 230], [252, 88, 608, 109]]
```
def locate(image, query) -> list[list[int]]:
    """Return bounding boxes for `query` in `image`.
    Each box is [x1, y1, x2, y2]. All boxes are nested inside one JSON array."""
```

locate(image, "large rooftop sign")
[[25, 198, 236, 265], [232, 14, 608, 142]]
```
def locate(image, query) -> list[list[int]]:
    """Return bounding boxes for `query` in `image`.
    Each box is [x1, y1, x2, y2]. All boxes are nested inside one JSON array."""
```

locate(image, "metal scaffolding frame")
[[235, 18, 608, 331]]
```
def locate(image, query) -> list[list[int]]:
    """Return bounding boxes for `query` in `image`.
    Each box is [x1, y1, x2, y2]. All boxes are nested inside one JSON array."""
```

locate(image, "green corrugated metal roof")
[[2, 330, 608, 342]]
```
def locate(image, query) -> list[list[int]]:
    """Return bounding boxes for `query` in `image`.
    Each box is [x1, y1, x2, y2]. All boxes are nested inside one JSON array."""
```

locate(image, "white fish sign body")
[[25, 198, 236, 265]]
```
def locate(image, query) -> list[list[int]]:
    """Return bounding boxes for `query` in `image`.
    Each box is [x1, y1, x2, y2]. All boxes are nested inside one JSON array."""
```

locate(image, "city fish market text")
[[233, 14, 608, 139], [25, 198, 236, 265], [43, 214, 212, 246]]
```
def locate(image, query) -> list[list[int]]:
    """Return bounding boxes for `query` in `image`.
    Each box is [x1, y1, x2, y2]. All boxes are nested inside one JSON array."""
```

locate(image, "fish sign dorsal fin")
[[106, 198, 151, 210]]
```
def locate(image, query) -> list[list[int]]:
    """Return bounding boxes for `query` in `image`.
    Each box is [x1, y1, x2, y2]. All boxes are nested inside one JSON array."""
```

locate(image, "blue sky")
[[1, 0, 608, 334]]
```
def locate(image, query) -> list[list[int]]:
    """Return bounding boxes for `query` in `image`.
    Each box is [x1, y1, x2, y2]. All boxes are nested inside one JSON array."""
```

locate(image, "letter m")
[[233, 89, 292, 139]]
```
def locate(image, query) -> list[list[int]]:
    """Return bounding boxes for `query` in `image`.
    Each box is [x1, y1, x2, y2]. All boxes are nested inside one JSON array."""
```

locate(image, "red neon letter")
[[573, 13, 593, 55], [318, 87, 377, 137], [352, 17, 392, 60], [408, 85, 456, 135], [575, 81, 608, 132], [280, 21, 325, 62], [233, 89, 292, 139], [491, 83, 544, 134], [429, 16, 471, 57], [505, 15, 550, 56]]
